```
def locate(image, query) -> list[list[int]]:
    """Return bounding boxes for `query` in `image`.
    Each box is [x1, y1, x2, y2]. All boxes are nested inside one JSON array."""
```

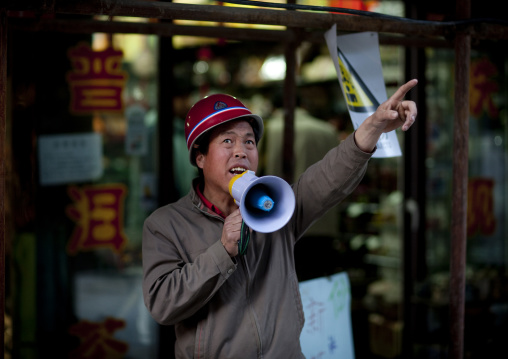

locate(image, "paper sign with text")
[[325, 25, 402, 158], [38, 132, 103, 186], [299, 272, 355, 359]]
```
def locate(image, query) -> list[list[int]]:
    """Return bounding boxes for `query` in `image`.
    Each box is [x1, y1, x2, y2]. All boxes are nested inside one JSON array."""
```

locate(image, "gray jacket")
[[142, 133, 372, 358]]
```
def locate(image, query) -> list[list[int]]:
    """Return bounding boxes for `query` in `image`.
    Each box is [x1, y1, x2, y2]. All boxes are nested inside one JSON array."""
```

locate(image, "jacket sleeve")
[[142, 209, 237, 325], [291, 131, 373, 238]]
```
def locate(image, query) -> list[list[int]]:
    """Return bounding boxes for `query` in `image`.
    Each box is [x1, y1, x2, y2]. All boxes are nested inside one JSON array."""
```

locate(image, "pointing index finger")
[[390, 79, 418, 102]]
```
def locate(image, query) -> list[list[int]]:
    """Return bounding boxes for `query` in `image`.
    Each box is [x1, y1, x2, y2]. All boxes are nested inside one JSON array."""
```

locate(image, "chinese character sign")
[[69, 317, 128, 359], [470, 57, 499, 119], [66, 184, 128, 255], [67, 43, 127, 114], [468, 177, 496, 237]]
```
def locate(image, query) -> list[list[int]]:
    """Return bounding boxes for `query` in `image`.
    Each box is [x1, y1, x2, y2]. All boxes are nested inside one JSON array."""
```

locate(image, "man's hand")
[[355, 79, 418, 153], [221, 209, 242, 257]]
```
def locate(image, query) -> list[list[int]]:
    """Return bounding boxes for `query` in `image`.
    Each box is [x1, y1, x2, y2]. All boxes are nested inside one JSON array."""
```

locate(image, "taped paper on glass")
[[38, 132, 103, 186], [299, 272, 355, 359], [325, 24, 402, 158]]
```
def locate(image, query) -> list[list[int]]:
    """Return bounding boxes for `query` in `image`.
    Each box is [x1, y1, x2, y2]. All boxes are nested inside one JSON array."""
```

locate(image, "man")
[[142, 79, 418, 358]]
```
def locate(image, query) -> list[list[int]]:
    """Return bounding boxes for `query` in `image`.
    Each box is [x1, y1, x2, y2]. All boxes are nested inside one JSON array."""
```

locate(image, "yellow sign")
[[337, 50, 379, 113], [325, 27, 402, 157]]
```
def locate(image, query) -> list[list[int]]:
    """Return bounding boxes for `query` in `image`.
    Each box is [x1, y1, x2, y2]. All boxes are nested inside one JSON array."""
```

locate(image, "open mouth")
[[229, 167, 247, 175]]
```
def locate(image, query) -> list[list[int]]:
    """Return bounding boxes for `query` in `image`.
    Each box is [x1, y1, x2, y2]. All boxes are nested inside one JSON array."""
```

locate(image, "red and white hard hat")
[[185, 94, 264, 166]]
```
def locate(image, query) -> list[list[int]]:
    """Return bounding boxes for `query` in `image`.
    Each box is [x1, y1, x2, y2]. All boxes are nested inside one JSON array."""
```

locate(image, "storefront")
[[2, 1, 508, 358]]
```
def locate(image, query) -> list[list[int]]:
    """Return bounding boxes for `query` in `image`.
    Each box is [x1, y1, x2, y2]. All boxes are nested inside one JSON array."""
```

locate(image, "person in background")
[[142, 79, 418, 358], [258, 95, 342, 281]]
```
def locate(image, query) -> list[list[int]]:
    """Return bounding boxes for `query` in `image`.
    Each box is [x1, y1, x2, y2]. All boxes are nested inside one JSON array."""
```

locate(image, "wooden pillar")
[[402, 18, 428, 359], [282, 33, 296, 183], [0, 7, 6, 359], [449, 0, 470, 358], [157, 31, 176, 206], [282, 0, 297, 183]]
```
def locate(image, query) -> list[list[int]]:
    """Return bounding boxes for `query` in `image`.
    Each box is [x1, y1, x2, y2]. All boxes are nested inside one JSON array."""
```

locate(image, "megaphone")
[[229, 171, 296, 233]]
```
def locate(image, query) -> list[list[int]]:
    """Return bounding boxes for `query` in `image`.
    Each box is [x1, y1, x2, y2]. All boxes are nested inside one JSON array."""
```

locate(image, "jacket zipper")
[[196, 202, 263, 357], [241, 255, 264, 358]]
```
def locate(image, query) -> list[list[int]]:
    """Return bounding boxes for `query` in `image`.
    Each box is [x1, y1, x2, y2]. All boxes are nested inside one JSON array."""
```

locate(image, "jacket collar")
[[189, 178, 225, 219]]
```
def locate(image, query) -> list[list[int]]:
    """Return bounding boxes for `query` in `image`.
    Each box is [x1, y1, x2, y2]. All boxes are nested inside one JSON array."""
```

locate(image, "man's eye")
[[246, 140, 255, 145], [223, 139, 232, 144]]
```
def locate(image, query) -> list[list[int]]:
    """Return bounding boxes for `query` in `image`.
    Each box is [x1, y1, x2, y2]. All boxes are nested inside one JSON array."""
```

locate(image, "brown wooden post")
[[282, 33, 297, 183], [282, 1, 297, 183], [0, 7, 7, 359], [449, 0, 471, 358]]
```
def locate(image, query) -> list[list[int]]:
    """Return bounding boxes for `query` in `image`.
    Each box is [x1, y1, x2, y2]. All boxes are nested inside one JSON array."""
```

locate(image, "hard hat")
[[185, 94, 264, 166]]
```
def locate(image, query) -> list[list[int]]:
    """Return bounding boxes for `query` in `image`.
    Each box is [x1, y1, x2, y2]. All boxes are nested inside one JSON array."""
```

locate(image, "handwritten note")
[[299, 272, 355, 359]]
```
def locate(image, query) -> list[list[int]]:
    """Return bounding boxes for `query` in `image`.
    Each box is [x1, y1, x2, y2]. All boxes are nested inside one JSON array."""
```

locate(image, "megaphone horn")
[[228, 171, 296, 233]]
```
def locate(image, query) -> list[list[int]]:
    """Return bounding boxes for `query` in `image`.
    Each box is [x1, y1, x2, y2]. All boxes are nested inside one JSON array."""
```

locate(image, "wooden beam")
[[8, 17, 455, 48], [47, 0, 508, 41], [0, 7, 7, 359], [4, 0, 508, 41], [50, 0, 449, 38], [449, 0, 471, 357], [0, 0, 453, 37], [7, 18, 447, 48], [8, 18, 294, 42]]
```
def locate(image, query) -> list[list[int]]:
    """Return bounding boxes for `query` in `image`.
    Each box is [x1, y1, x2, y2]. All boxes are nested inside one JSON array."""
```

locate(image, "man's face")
[[196, 120, 259, 196]]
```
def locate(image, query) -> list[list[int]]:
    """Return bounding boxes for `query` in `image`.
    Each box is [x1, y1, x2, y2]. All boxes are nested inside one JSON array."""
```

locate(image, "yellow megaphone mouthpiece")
[[229, 171, 274, 211], [228, 170, 295, 233]]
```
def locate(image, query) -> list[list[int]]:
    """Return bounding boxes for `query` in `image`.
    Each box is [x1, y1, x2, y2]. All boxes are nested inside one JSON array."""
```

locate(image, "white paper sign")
[[38, 132, 103, 186], [125, 104, 148, 156], [299, 272, 355, 359], [325, 25, 402, 158]]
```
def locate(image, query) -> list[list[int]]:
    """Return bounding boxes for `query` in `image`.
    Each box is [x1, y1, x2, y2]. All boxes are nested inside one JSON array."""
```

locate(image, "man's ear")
[[195, 151, 205, 169]]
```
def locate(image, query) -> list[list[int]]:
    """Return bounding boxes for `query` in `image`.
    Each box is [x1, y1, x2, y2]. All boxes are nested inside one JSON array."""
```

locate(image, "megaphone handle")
[[238, 221, 250, 256]]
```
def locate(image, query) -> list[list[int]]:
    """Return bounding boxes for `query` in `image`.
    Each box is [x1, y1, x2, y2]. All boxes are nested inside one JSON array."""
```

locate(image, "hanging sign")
[[69, 317, 128, 358], [470, 57, 499, 118], [467, 177, 496, 237], [67, 43, 127, 114], [325, 25, 402, 157], [66, 183, 128, 255]]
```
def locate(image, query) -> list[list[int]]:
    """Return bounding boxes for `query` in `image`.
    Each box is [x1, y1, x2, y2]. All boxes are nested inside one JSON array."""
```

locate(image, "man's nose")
[[234, 144, 247, 158]]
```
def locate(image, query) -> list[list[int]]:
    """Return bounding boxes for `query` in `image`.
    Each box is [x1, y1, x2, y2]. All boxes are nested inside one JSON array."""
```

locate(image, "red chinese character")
[[66, 184, 128, 255], [467, 178, 496, 237], [67, 43, 127, 114], [470, 58, 499, 118], [69, 317, 128, 359]]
